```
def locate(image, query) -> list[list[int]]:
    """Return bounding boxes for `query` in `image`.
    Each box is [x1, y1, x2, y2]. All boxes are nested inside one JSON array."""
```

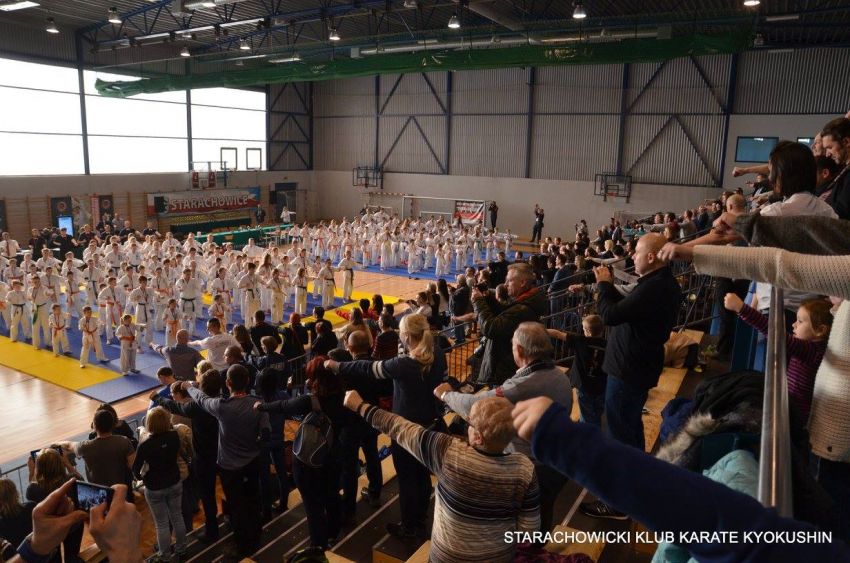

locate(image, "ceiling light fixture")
[[329, 27, 340, 41], [764, 13, 798, 21], [403, 0, 417, 7], [744, 0, 760, 6], [180, 46, 191, 56], [572, 1, 587, 19], [239, 38, 250, 50], [45, 17, 58, 33], [447, 14, 461, 29], [107, 7, 121, 24], [201, 1, 215, 6], [269, 52, 301, 63], [0, 1, 40, 12]]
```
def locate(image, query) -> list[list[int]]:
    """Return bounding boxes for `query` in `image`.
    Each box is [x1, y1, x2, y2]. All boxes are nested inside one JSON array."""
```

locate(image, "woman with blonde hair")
[[325, 313, 446, 539], [133, 406, 187, 562]]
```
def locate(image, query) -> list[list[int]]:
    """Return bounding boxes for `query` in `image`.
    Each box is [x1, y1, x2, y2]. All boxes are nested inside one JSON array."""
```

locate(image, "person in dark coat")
[[472, 263, 548, 385], [579, 232, 681, 521]]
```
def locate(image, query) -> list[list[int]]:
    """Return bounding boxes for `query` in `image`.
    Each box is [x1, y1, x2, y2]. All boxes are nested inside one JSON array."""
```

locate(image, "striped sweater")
[[694, 245, 850, 462], [361, 404, 540, 563], [737, 304, 826, 421]]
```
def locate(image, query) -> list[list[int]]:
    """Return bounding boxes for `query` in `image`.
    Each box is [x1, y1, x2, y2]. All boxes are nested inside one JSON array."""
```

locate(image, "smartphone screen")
[[72, 481, 114, 512], [30, 445, 64, 461]]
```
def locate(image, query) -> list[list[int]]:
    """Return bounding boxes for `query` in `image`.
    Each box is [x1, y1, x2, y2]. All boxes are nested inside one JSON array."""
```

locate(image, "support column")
[[374, 75, 380, 171], [186, 88, 194, 171], [74, 32, 90, 175], [524, 66, 536, 179], [264, 84, 271, 170], [718, 54, 739, 188], [445, 71, 453, 175], [615, 63, 630, 176]]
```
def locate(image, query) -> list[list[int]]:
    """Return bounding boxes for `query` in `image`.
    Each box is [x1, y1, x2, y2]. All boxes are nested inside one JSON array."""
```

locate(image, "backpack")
[[292, 395, 334, 468]]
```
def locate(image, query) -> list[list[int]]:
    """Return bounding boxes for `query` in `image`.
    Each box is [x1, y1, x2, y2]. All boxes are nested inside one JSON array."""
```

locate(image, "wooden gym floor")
[[0, 270, 426, 467]]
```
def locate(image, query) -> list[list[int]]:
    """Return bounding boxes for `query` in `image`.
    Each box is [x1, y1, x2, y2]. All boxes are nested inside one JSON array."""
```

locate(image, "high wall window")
[[0, 58, 84, 176], [0, 57, 268, 176], [190, 87, 265, 171], [83, 71, 189, 174]]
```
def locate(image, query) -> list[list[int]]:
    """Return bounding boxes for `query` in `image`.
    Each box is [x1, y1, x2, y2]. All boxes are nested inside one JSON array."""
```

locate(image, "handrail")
[[758, 286, 793, 516]]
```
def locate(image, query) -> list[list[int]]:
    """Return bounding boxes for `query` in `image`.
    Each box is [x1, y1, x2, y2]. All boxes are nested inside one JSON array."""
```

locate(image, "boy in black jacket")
[[548, 314, 608, 427]]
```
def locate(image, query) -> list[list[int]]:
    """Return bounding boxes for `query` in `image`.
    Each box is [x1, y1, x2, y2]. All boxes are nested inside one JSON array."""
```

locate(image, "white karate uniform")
[[293, 274, 308, 315], [267, 277, 288, 324], [176, 277, 202, 336], [128, 286, 156, 348], [79, 316, 107, 366], [337, 258, 357, 302], [97, 286, 121, 342], [238, 273, 261, 327], [29, 286, 52, 349], [116, 323, 137, 373], [163, 307, 181, 346], [7, 289, 29, 341], [49, 312, 69, 356]]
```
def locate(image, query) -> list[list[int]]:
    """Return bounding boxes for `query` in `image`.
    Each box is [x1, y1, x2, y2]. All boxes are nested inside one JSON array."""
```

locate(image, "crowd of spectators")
[[5, 114, 850, 563]]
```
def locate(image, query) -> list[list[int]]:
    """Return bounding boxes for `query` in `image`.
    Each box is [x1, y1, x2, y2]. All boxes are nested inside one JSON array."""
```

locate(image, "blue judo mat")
[[0, 290, 348, 403]]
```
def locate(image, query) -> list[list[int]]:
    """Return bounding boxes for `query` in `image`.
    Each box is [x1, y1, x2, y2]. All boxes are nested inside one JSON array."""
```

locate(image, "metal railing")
[[433, 262, 719, 382], [758, 286, 793, 516], [1, 417, 143, 497]]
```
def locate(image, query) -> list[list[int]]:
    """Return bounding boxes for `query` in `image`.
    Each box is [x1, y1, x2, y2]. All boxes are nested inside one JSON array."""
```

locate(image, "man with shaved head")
[[580, 232, 681, 521], [150, 328, 204, 380]]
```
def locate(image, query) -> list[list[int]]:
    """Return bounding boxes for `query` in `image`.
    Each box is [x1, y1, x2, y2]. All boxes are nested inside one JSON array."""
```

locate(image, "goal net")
[[402, 196, 487, 226], [364, 192, 404, 218]]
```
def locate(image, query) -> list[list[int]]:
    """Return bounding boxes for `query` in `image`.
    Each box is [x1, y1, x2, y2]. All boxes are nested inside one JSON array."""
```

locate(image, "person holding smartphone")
[[25, 448, 83, 561]]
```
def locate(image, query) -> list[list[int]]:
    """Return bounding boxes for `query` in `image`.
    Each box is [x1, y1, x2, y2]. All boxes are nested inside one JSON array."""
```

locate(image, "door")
[[274, 182, 297, 222]]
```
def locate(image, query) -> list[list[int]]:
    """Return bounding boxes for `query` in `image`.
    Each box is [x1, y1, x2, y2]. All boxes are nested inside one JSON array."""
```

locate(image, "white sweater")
[[694, 244, 850, 463]]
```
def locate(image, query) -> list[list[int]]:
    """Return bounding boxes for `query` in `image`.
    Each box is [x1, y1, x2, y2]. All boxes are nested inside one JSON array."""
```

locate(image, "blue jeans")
[[605, 375, 649, 451], [578, 389, 605, 427], [453, 323, 465, 344], [144, 481, 187, 561]]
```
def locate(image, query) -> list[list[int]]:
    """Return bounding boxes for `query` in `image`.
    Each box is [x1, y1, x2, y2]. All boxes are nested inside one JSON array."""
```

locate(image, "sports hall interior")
[[1, 1, 849, 563]]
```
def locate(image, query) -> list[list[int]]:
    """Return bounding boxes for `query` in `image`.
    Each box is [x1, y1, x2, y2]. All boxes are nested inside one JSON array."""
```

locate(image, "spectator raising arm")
[[691, 246, 850, 301], [184, 382, 223, 418], [514, 398, 850, 563]]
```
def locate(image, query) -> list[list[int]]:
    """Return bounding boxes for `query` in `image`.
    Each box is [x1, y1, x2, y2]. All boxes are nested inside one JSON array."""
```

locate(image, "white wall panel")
[[450, 115, 526, 178], [530, 115, 619, 180], [314, 117, 374, 171], [628, 55, 730, 114], [535, 64, 622, 114], [452, 68, 527, 114], [314, 76, 374, 117], [378, 116, 445, 174], [379, 72, 446, 115], [735, 48, 850, 113]]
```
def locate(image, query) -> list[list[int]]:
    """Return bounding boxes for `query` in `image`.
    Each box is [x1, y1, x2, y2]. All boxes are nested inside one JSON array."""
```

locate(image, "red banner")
[[454, 200, 485, 226], [147, 188, 261, 216]]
